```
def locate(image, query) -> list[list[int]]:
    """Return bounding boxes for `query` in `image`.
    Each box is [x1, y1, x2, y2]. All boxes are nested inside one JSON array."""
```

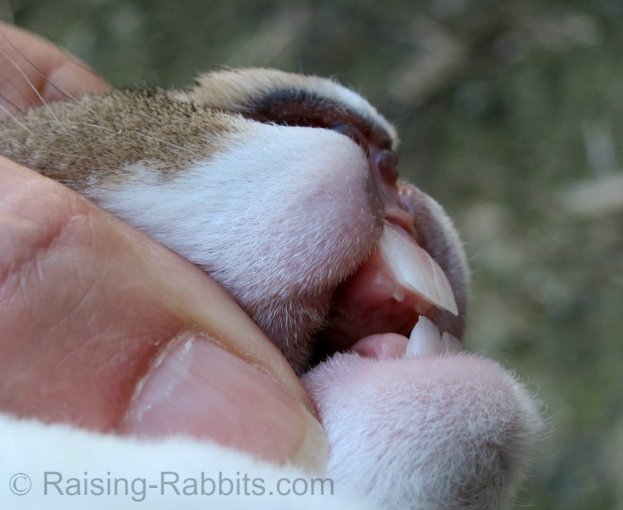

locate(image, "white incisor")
[[406, 316, 463, 357], [0, 67, 543, 510]]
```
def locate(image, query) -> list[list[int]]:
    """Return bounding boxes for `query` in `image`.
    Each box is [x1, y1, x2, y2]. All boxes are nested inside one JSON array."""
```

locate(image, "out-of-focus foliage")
[[7, 0, 623, 507]]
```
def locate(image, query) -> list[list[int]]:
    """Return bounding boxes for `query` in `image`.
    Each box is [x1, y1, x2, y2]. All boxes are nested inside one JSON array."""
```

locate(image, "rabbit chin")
[[303, 352, 543, 510]]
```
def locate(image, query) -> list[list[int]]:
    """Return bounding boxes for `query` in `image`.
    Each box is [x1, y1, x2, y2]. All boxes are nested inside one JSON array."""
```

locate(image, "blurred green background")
[[5, 0, 623, 508]]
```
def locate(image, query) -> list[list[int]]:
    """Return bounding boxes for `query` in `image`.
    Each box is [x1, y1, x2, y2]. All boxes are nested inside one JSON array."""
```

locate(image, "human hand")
[[0, 22, 327, 472]]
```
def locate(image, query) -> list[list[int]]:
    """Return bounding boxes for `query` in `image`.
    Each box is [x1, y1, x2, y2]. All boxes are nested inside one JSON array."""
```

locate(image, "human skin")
[[0, 22, 328, 472], [0, 25, 545, 509]]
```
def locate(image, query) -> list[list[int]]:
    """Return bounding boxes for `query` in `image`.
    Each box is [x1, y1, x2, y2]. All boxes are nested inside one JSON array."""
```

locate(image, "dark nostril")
[[376, 149, 399, 184], [330, 122, 369, 155]]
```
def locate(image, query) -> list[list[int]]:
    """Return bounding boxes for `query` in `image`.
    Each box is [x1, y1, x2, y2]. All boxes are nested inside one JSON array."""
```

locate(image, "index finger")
[[0, 22, 110, 117]]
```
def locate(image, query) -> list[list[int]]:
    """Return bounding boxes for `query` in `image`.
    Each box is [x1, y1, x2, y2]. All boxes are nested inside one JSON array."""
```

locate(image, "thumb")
[[0, 158, 327, 472]]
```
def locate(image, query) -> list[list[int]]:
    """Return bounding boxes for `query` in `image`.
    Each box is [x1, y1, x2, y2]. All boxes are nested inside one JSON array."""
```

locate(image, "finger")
[[0, 157, 327, 472], [0, 22, 110, 117]]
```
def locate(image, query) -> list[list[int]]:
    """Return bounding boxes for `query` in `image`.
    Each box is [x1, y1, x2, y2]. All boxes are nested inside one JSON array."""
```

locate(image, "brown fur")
[[180, 68, 398, 145], [0, 69, 466, 373], [0, 88, 236, 189], [0, 68, 397, 191]]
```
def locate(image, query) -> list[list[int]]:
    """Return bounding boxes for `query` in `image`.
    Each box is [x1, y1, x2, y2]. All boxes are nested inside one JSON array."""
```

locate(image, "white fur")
[[304, 353, 543, 510], [86, 121, 380, 353], [89, 122, 376, 295], [306, 78, 399, 144], [0, 413, 375, 509], [185, 69, 399, 147], [0, 67, 542, 510], [0, 352, 542, 510]]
